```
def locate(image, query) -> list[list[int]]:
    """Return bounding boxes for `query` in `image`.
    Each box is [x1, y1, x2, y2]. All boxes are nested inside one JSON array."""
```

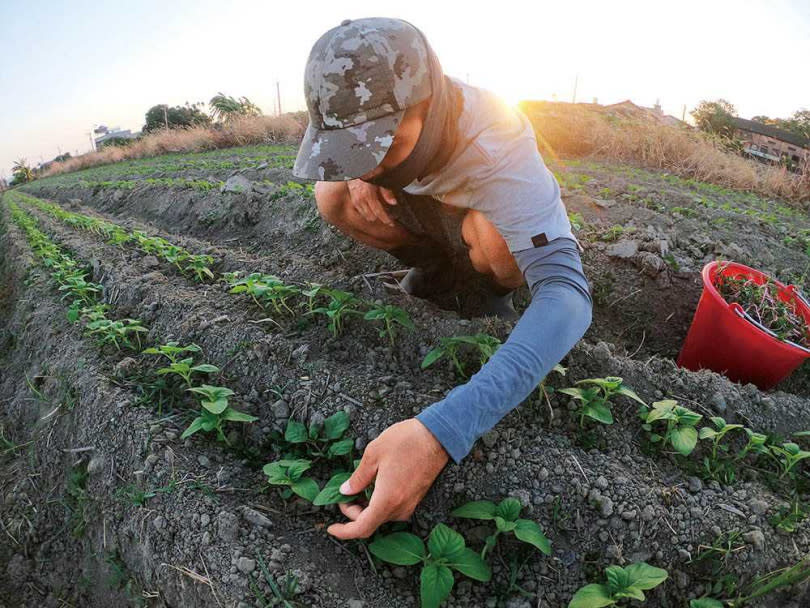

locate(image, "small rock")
[[218, 511, 240, 542], [221, 174, 252, 193], [607, 239, 639, 259], [481, 430, 499, 449], [595, 476, 609, 490], [749, 500, 769, 515], [242, 507, 273, 529], [711, 392, 727, 413], [686, 477, 703, 493], [743, 529, 765, 551], [113, 357, 139, 376], [142, 255, 159, 269], [236, 557, 256, 574], [198, 455, 211, 468], [271, 399, 290, 420]]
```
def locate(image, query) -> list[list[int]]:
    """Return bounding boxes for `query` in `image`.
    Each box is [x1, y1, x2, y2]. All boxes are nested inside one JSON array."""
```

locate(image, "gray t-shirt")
[[402, 77, 574, 252]]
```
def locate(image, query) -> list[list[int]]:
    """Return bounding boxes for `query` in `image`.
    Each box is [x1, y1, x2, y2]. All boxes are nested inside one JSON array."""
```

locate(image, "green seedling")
[[568, 562, 668, 608], [309, 288, 363, 336], [369, 523, 491, 608], [143, 342, 218, 388], [300, 282, 327, 313], [312, 458, 372, 506], [421, 333, 502, 378], [57, 272, 101, 304], [181, 385, 257, 444], [769, 495, 809, 533], [229, 273, 300, 315], [735, 428, 769, 461], [363, 303, 415, 346], [250, 552, 301, 608], [84, 318, 148, 351], [699, 416, 744, 483], [768, 442, 810, 480], [568, 211, 585, 231], [451, 497, 551, 559], [640, 400, 702, 456], [184, 255, 215, 282], [558, 376, 646, 427], [279, 411, 354, 461], [263, 459, 320, 502]]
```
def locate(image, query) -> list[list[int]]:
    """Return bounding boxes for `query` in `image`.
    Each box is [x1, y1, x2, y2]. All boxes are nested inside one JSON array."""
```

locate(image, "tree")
[[142, 102, 212, 133], [209, 92, 262, 123], [11, 158, 34, 184], [690, 99, 738, 138]]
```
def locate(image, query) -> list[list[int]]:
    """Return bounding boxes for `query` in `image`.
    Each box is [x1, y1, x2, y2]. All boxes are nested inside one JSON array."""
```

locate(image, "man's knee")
[[314, 181, 348, 225]]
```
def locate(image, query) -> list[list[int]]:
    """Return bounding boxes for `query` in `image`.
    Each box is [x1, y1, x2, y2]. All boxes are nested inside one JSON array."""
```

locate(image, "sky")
[[1, 0, 809, 182]]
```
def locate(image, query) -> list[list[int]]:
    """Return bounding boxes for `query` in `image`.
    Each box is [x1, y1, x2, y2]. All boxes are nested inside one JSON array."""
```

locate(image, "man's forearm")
[[416, 238, 592, 463]]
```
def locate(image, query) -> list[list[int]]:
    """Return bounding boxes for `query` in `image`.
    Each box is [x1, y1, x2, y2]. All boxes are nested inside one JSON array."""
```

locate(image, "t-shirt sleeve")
[[416, 238, 592, 462]]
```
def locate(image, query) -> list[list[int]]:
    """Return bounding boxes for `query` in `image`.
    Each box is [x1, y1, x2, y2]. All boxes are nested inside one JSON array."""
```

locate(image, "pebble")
[[198, 455, 211, 467], [743, 529, 765, 551], [218, 511, 240, 542], [687, 477, 703, 493], [242, 507, 273, 529], [236, 557, 256, 574], [595, 476, 609, 490], [749, 500, 768, 515]]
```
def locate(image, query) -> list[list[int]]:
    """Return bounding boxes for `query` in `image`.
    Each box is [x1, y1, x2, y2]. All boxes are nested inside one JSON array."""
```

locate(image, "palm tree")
[[12, 158, 34, 184], [209, 92, 262, 123]]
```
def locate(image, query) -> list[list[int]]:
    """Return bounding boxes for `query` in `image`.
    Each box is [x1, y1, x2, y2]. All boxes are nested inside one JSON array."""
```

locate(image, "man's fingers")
[[379, 187, 398, 206], [338, 502, 365, 521], [367, 195, 394, 227], [327, 495, 390, 540], [341, 451, 378, 495]]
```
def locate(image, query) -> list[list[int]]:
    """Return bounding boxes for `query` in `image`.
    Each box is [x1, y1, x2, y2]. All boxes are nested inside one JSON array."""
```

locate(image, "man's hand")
[[327, 418, 449, 540], [346, 179, 398, 227]]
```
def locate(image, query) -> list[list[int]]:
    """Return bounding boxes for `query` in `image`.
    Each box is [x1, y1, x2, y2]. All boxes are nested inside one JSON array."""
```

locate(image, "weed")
[[735, 428, 769, 461], [250, 552, 301, 608], [66, 462, 90, 538], [768, 442, 810, 480], [421, 333, 502, 378], [369, 523, 491, 608]]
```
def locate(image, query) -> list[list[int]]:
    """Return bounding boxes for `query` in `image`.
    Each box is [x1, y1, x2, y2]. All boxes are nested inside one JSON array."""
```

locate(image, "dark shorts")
[[387, 190, 469, 258]]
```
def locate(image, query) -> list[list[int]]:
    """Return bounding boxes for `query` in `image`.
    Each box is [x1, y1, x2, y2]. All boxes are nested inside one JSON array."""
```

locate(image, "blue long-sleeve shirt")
[[417, 237, 592, 463]]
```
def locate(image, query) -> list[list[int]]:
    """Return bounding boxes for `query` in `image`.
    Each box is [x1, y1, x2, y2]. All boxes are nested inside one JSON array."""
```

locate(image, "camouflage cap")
[[293, 18, 432, 181]]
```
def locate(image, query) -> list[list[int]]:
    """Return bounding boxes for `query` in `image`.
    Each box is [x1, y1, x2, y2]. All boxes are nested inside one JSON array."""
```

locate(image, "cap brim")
[[293, 110, 404, 181]]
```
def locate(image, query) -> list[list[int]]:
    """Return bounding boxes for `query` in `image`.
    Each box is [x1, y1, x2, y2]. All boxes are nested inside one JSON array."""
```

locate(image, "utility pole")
[[572, 73, 579, 104], [276, 81, 282, 116], [163, 105, 169, 131], [87, 131, 96, 152], [681, 104, 687, 122]]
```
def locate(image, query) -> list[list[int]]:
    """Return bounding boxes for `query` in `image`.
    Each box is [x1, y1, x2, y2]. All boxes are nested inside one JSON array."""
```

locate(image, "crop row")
[[4, 200, 256, 445], [5, 195, 809, 606]]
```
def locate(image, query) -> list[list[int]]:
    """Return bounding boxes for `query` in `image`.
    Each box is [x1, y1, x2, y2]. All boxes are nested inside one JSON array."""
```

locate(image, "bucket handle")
[[729, 302, 810, 356]]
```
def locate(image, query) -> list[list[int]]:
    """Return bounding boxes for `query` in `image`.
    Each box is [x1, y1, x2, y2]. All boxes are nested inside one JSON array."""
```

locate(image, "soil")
[[2, 146, 810, 608]]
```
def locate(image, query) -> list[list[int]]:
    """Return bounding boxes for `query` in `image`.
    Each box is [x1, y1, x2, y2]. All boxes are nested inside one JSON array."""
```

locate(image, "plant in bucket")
[[677, 260, 810, 389]]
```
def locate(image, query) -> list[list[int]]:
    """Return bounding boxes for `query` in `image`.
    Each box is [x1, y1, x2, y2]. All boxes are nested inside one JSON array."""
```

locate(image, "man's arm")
[[327, 237, 591, 539], [416, 237, 592, 462]]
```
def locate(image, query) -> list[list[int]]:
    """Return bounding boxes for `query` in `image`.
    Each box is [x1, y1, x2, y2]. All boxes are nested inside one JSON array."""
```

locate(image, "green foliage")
[[568, 211, 585, 231], [143, 342, 218, 388], [568, 562, 668, 607], [768, 442, 810, 480], [451, 497, 551, 558], [143, 101, 212, 133], [640, 400, 702, 456], [275, 411, 354, 462], [228, 272, 300, 315], [699, 416, 744, 483], [735, 428, 769, 461], [363, 303, 415, 346], [263, 459, 320, 502], [558, 376, 646, 427], [84, 318, 148, 351], [308, 288, 363, 336], [421, 333, 502, 378], [690, 600, 724, 608], [181, 385, 257, 444], [250, 552, 301, 608], [369, 524, 491, 608]]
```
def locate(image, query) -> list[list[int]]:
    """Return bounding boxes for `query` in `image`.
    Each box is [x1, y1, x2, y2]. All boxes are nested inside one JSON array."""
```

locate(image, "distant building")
[[94, 127, 140, 149], [731, 117, 810, 167]]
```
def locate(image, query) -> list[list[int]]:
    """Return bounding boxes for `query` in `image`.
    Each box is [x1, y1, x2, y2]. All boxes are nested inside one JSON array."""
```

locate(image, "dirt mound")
[[3, 148, 810, 607]]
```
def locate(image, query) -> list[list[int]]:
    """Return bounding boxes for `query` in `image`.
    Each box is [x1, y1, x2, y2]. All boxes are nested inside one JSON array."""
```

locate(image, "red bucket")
[[677, 261, 810, 389]]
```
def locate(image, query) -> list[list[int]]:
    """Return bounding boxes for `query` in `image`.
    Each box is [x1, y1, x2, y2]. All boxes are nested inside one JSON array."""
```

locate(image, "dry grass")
[[520, 101, 810, 204], [42, 113, 306, 178]]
